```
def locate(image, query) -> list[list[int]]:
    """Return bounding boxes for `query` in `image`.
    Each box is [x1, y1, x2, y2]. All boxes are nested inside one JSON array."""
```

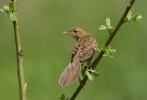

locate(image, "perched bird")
[[59, 27, 98, 86]]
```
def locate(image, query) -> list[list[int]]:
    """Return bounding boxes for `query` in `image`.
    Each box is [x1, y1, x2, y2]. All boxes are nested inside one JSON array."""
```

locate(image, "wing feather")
[[72, 35, 98, 62]]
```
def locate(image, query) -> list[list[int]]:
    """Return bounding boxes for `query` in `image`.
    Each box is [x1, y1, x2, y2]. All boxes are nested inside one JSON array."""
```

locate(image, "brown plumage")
[[59, 27, 98, 86]]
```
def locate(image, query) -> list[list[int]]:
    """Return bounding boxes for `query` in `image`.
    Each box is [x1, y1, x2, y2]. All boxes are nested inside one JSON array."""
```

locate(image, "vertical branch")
[[12, 0, 27, 100], [70, 0, 135, 100]]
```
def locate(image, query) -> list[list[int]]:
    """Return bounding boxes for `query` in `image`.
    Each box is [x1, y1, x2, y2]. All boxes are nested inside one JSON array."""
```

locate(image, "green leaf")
[[101, 46, 106, 51], [3, 5, 9, 11], [99, 17, 115, 34], [9, 2, 13, 11], [4, 5, 10, 13], [92, 70, 99, 77], [60, 94, 65, 100], [110, 49, 116, 53], [86, 71, 94, 82], [99, 25, 107, 31], [101, 45, 116, 57], [127, 10, 133, 21], [107, 45, 111, 49], [106, 17, 110, 27], [0, 5, 10, 13], [60, 94, 69, 100], [107, 51, 113, 57], [0, 9, 5, 13], [9, 12, 16, 21], [136, 15, 142, 21], [103, 53, 108, 56], [124, 10, 142, 23]]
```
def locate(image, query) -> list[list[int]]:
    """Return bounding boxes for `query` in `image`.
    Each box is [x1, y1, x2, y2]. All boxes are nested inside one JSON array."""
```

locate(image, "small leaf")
[[9, 12, 16, 21], [106, 17, 110, 27], [101, 46, 107, 51], [136, 15, 142, 21], [3, 5, 9, 10], [9, 2, 13, 11], [110, 49, 116, 53], [86, 71, 94, 82], [99, 25, 107, 31], [60, 94, 69, 100], [92, 70, 99, 77], [0, 5, 10, 13], [124, 10, 142, 23], [108, 51, 113, 57], [0, 9, 5, 13], [60, 94, 65, 100], [107, 45, 111, 49], [3, 5, 10, 13], [127, 10, 133, 20], [101, 45, 116, 57], [103, 53, 108, 57]]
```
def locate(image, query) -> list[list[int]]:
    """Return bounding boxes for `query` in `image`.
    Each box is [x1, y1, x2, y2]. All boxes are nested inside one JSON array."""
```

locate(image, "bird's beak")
[[62, 31, 68, 34]]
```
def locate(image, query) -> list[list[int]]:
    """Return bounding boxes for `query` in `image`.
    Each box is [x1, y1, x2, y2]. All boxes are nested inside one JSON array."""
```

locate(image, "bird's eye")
[[73, 30, 78, 33]]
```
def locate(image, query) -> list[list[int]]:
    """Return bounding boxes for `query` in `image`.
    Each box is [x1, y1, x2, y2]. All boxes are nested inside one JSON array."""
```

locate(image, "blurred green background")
[[0, 0, 146, 100]]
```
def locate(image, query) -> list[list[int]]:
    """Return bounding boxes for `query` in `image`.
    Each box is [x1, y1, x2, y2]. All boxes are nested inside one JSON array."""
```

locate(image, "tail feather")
[[59, 60, 81, 86]]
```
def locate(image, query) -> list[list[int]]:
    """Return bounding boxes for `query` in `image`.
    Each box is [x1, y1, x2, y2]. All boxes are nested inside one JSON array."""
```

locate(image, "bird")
[[59, 27, 98, 86]]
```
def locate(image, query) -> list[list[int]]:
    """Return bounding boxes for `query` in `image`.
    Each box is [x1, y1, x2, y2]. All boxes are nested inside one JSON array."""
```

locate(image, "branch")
[[12, 0, 27, 100], [70, 0, 135, 100]]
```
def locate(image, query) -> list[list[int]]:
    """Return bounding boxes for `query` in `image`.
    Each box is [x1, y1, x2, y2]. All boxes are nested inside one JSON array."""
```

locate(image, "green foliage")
[[92, 70, 99, 77], [85, 69, 99, 82], [82, 65, 99, 82], [0, 2, 16, 21], [124, 10, 142, 23], [99, 25, 107, 31], [86, 71, 94, 82], [86, 69, 99, 82], [99, 17, 114, 33], [60, 94, 69, 100], [102, 45, 116, 57]]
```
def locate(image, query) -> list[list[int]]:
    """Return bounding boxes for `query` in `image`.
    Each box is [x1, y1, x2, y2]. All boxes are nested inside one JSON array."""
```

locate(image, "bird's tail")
[[59, 60, 81, 86]]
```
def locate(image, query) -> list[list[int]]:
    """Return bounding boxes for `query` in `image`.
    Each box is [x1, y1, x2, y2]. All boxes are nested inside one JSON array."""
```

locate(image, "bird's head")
[[63, 27, 90, 40]]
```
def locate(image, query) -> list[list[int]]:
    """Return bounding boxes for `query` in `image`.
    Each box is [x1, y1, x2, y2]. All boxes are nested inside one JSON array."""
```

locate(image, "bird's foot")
[[87, 62, 93, 68]]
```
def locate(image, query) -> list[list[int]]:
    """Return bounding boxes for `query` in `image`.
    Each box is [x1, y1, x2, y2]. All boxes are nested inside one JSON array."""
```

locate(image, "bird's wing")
[[72, 35, 98, 62]]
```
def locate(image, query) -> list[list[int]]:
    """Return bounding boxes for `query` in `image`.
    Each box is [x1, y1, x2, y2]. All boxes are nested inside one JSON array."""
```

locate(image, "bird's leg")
[[87, 57, 94, 73], [87, 57, 93, 68], [79, 63, 84, 87]]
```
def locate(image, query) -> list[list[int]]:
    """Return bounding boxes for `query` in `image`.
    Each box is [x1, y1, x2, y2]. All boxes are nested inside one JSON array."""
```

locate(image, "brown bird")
[[59, 27, 98, 86]]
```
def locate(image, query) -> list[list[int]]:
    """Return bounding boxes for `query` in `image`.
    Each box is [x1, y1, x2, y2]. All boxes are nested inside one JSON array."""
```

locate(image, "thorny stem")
[[70, 0, 135, 100], [12, 0, 27, 100]]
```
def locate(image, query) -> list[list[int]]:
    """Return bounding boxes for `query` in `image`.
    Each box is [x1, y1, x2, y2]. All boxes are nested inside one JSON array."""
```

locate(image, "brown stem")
[[70, 0, 135, 100]]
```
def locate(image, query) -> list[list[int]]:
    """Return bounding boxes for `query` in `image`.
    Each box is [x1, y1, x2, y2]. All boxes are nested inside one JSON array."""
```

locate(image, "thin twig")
[[70, 0, 135, 100], [12, 0, 27, 100]]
